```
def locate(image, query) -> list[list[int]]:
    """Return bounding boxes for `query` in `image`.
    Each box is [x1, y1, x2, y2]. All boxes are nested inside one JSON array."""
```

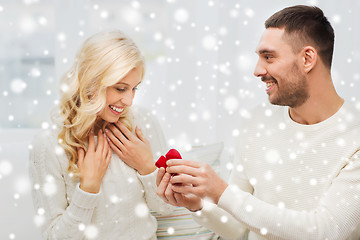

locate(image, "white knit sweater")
[[192, 101, 360, 240], [29, 106, 174, 240]]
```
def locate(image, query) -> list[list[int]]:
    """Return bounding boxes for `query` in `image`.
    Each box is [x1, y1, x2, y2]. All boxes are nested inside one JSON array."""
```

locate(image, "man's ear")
[[302, 46, 317, 73]]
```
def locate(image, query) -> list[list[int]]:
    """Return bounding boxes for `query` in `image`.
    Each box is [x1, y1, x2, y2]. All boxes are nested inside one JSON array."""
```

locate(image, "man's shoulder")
[[338, 101, 360, 127], [237, 103, 286, 137], [341, 100, 360, 116]]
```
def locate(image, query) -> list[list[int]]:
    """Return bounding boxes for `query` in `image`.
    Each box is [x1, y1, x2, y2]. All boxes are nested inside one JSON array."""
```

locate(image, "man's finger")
[[172, 184, 197, 196], [167, 165, 200, 177], [156, 167, 166, 186], [170, 173, 199, 186], [167, 159, 202, 168], [164, 182, 177, 204], [156, 172, 171, 198]]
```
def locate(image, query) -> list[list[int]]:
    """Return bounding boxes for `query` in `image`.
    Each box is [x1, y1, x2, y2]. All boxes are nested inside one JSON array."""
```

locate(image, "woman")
[[29, 30, 173, 239]]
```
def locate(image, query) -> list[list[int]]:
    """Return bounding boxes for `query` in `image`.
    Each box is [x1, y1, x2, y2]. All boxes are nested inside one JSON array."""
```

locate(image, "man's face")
[[254, 28, 309, 108]]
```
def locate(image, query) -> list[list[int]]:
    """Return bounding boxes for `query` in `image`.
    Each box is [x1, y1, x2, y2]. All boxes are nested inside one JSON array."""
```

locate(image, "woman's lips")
[[109, 105, 123, 114]]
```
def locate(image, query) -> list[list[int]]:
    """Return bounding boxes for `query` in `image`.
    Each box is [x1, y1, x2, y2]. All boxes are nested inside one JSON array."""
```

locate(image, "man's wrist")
[[188, 200, 204, 212], [213, 182, 229, 204]]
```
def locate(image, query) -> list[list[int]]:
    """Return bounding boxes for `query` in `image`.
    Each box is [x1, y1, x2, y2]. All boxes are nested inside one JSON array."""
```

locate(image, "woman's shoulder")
[[32, 128, 60, 147], [31, 128, 64, 161], [129, 105, 160, 127], [129, 105, 167, 149], [129, 105, 152, 119], [30, 128, 69, 170]]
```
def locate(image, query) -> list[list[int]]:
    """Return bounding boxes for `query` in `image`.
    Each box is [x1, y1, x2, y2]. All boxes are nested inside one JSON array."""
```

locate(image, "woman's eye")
[[133, 87, 138, 91], [116, 88, 126, 92]]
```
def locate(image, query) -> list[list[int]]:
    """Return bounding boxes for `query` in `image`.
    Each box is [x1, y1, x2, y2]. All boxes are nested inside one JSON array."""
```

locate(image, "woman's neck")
[[93, 118, 105, 135]]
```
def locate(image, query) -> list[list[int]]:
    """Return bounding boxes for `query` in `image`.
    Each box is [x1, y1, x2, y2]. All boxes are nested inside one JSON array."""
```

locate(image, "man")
[[156, 5, 360, 240]]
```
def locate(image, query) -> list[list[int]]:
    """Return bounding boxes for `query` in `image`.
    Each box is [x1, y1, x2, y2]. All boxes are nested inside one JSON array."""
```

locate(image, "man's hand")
[[166, 160, 228, 204], [156, 167, 203, 212]]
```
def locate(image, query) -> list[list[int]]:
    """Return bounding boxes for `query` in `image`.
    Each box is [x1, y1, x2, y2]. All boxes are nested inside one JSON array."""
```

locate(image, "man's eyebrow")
[[256, 49, 275, 55]]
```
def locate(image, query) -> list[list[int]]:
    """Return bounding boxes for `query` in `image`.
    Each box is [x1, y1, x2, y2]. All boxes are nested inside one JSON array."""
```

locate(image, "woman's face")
[[98, 68, 141, 123]]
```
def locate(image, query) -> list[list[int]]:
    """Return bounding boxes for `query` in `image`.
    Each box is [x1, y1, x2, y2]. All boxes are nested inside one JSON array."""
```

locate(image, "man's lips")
[[265, 81, 277, 91], [262, 77, 277, 92]]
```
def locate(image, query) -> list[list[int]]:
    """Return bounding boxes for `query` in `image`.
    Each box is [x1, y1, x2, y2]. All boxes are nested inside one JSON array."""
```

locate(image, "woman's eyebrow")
[[114, 82, 129, 86], [114, 81, 142, 87]]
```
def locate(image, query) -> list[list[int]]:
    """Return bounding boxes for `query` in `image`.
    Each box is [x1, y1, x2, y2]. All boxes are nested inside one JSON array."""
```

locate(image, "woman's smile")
[[109, 105, 123, 114]]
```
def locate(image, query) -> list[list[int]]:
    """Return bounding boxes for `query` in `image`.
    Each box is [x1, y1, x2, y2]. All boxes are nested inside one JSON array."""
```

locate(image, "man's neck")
[[288, 67, 345, 125], [288, 93, 344, 125]]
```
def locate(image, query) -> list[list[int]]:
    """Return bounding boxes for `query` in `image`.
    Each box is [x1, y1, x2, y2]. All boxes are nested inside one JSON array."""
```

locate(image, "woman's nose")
[[121, 91, 134, 106]]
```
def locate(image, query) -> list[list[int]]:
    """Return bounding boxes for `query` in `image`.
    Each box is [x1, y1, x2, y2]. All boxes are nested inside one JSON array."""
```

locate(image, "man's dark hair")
[[265, 5, 334, 69]]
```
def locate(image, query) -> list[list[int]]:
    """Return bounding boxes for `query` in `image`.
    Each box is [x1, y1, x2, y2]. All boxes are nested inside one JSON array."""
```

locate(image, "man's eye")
[[265, 56, 272, 60]]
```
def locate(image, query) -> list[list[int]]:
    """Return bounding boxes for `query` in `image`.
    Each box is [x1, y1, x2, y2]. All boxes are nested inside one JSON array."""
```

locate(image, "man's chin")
[[268, 97, 287, 107]]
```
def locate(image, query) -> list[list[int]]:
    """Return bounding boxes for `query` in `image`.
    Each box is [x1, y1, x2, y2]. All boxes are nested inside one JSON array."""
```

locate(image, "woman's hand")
[[77, 129, 112, 194], [156, 168, 203, 212], [105, 121, 156, 175]]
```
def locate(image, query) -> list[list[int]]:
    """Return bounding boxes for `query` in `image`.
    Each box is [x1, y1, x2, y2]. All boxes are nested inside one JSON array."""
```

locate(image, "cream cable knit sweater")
[[192, 101, 360, 240], [29, 106, 173, 240]]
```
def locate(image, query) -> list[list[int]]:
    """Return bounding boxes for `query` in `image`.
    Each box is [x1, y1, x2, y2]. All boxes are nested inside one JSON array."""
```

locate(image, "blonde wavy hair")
[[55, 30, 145, 177]]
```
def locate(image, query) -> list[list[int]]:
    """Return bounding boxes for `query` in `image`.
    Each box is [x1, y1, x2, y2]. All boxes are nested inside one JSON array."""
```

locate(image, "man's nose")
[[253, 60, 267, 77]]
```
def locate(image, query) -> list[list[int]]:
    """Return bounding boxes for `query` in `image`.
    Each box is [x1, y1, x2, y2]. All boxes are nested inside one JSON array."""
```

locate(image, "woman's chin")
[[99, 116, 119, 124], [107, 118, 119, 123]]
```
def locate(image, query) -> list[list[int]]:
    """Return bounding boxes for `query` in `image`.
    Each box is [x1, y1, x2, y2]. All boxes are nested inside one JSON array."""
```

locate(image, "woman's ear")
[[302, 46, 317, 73]]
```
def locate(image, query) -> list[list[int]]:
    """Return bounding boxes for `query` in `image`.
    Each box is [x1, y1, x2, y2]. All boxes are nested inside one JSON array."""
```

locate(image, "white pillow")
[[182, 142, 224, 173], [151, 142, 224, 239]]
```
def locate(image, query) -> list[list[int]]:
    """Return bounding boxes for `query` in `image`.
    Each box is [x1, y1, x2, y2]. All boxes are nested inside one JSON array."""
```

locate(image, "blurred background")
[[0, 0, 359, 239]]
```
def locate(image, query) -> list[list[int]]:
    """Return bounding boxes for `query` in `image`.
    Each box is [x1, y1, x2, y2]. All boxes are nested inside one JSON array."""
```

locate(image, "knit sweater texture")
[[192, 101, 360, 240], [29, 106, 173, 240]]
